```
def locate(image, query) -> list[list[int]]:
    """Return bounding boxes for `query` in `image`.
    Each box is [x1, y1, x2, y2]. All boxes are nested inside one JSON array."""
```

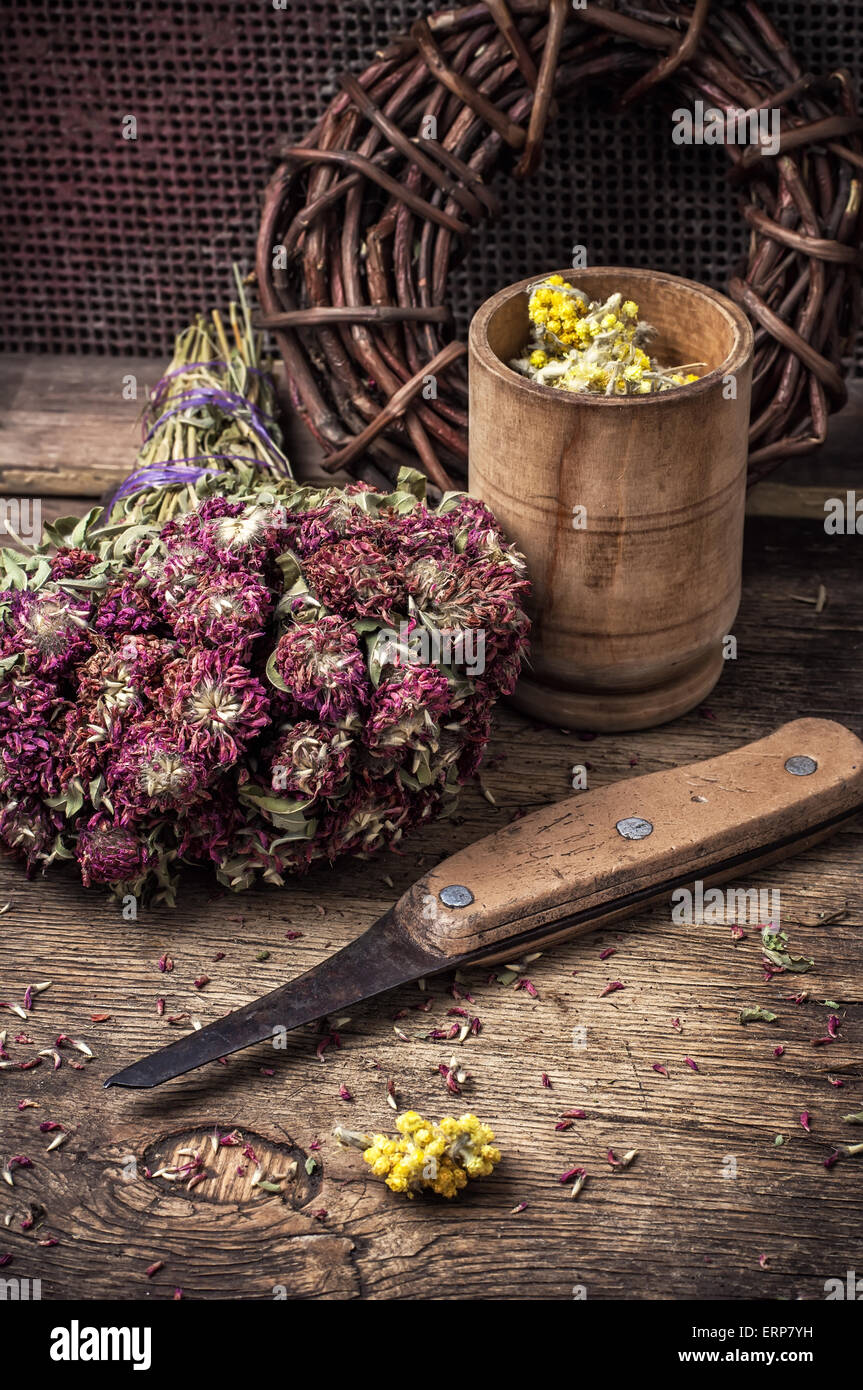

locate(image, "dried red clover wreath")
[[257, 0, 863, 489]]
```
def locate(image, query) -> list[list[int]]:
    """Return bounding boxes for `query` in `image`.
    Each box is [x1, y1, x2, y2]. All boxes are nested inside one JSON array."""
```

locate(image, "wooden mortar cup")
[[469, 267, 754, 731]]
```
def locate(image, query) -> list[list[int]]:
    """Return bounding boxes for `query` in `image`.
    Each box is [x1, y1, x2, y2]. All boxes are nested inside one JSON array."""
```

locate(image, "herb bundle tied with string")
[[0, 274, 530, 903]]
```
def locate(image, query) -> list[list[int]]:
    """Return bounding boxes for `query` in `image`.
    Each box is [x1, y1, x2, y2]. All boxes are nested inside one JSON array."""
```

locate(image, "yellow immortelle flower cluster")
[[336, 1110, 501, 1198], [511, 274, 701, 396]]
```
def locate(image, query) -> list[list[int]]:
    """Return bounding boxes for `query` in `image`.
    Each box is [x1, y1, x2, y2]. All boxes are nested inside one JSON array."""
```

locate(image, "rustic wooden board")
[[0, 355, 340, 500], [1, 508, 861, 1301]]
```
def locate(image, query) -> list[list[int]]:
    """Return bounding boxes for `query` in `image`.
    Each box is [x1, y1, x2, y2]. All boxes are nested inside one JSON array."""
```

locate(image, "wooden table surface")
[[0, 357, 861, 1301]]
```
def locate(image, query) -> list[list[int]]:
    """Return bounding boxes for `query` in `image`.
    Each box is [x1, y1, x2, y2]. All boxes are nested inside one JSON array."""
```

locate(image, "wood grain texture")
[[0, 515, 861, 1301]]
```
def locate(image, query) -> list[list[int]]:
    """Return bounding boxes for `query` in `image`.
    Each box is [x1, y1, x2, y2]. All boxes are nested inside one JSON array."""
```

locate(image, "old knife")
[[105, 717, 863, 1089]]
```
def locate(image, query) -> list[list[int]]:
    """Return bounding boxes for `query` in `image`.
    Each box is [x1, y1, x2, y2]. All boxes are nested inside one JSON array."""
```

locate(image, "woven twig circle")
[[256, 0, 863, 489]]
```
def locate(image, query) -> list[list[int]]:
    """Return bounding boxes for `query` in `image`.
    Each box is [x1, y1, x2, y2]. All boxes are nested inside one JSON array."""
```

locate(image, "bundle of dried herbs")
[[510, 275, 703, 396], [0, 290, 529, 903]]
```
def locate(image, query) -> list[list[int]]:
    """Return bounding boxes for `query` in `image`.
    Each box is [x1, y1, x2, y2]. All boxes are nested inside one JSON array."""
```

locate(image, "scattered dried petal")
[[600, 981, 624, 998]]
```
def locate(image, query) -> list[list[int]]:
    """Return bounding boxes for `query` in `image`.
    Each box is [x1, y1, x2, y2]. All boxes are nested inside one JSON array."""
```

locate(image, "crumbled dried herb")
[[739, 1007, 778, 1024], [760, 926, 814, 975]]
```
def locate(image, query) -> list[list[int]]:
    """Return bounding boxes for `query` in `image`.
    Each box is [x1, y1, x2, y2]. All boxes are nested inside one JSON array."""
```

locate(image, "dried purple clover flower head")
[[268, 722, 354, 801], [77, 637, 170, 719], [302, 536, 403, 624], [168, 571, 272, 657], [76, 815, 156, 888], [0, 668, 66, 798], [94, 579, 156, 636], [0, 456, 529, 901], [0, 796, 68, 875], [364, 666, 451, 755], [48, 547, 98, 580], [270, 615, 370, 723], [166, 649, 269, 759], [3, 589, 92, 676], [106, 720, 214, 818]]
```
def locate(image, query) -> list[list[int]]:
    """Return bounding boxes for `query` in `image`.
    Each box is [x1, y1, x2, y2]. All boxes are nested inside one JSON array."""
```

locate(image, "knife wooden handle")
[[395, 718, 863, 966]]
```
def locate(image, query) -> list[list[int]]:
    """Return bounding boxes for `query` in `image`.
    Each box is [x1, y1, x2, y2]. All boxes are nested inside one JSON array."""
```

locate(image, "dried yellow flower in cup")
[[510, 275, 703, 396]]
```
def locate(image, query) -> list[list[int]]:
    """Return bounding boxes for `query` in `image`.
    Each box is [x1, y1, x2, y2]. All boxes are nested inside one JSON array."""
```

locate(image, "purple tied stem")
[[105, 358, 290, 515]]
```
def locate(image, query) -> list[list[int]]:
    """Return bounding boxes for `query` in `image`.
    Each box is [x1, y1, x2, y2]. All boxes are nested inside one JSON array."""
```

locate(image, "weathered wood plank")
[[0, 354, 332, 499], [0, 516, 860, 1300]]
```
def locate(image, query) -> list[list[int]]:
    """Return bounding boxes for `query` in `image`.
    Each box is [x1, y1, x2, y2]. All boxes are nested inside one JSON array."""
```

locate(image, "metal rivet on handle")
[[439, 884, 474, 908], [785, 755, 817, 776], [616, 817, 653, 841]]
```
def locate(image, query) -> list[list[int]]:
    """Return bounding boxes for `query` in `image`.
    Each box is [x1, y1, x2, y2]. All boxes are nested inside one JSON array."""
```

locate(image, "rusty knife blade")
[[104, 910, 443, 1089]]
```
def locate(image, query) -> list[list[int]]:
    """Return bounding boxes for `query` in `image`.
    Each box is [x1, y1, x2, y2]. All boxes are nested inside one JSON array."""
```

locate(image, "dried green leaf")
[[739, 1006, 778, 1024]]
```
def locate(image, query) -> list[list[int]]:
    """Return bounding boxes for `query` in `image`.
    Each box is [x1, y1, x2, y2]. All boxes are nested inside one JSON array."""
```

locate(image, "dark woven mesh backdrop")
[[3, 0, 862, 371]]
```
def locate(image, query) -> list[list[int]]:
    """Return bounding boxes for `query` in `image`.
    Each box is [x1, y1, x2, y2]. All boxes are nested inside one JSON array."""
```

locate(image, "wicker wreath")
[[256, 0, 863, 490]]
